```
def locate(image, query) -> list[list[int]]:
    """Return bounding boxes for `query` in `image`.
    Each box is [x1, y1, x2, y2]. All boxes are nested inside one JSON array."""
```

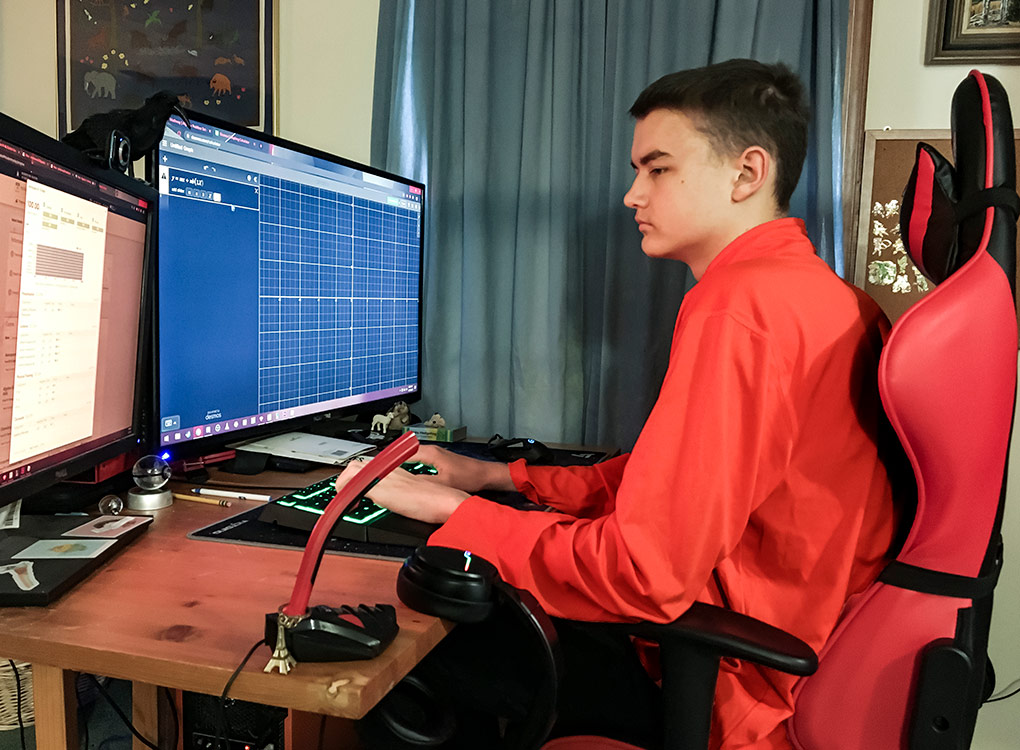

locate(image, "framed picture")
[[926, 0, 1020, 64], [57, 0, 276, 137], [853, 129, 1020, 324]]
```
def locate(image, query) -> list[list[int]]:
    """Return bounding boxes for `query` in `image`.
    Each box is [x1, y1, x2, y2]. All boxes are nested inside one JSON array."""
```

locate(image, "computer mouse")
[[264, 603, 399, 662], [486, 436, 555, 464]]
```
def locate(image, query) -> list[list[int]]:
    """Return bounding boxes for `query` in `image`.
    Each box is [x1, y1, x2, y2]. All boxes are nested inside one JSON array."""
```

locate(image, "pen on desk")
[[190, 488, 272, 502], [173, 493, 231, 508]]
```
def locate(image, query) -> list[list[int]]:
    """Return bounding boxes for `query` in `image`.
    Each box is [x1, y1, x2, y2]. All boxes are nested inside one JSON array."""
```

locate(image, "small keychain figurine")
[[264, 610, 303, 674]]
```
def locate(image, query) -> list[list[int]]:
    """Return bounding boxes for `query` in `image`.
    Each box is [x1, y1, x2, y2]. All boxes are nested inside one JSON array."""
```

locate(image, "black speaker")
[[182, 691, 286, 750]]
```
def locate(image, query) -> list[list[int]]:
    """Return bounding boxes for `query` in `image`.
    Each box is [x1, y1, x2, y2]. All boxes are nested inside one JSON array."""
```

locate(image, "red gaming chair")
[[392, 70, 1018, 750]]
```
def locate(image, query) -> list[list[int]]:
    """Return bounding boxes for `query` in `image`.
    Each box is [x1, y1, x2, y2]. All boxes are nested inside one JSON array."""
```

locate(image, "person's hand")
[[334, 459, 470, 524], [412, 444, 515, 493]]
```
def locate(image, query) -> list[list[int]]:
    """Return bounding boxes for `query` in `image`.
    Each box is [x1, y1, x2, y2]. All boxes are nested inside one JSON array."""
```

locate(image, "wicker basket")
[[0, 660, 34, 730]]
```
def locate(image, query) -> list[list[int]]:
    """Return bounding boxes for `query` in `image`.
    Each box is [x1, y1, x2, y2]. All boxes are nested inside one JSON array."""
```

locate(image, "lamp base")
[[125, 487, 173, 511]]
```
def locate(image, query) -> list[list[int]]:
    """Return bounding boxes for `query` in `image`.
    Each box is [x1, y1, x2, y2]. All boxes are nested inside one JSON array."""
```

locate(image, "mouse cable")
[[86, 673, 160, 749], [5, 660, 26, 750], [215, 638, 265, 750]]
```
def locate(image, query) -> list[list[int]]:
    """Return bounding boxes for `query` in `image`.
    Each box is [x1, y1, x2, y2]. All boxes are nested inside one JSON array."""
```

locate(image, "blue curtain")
[[372, 0, 848, 450]]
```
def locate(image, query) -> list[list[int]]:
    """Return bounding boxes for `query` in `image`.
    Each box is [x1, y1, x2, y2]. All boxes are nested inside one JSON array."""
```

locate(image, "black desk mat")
[[421, 441, 610, 466], [189, 444, 610, 559], [189, 488, 550, 560], [188, 505, 416, 561]]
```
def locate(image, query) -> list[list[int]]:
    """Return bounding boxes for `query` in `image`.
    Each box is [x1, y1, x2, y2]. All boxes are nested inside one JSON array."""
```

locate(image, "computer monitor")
[[0, 112, 154, 512], [151, 112, 424, 459]]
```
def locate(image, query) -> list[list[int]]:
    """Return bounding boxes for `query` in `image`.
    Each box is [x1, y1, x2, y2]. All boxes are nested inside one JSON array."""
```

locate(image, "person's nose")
[[623, 174, 645, 210]]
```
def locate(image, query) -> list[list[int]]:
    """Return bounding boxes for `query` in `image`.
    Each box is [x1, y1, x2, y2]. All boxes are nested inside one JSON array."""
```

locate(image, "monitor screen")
[[0, 112, 154, 510], [152, 112, 424, 457]]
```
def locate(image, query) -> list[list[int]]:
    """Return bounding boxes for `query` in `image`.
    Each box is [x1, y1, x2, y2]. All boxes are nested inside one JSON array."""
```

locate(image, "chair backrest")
[[789, 71, 1018, 750]]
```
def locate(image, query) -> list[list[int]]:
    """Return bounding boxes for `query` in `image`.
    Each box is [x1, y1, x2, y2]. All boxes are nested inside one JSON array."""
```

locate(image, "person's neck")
[[689, 207, 785, 279]]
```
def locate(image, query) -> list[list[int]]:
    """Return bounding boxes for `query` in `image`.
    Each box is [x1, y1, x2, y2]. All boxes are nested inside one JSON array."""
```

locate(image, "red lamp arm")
[[282, 431, 420, 617]]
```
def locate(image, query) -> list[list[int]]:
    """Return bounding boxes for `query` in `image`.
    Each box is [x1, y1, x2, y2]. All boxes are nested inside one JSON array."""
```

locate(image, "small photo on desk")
[[62, 515, 151, 538], [13, 538, 117, 559]]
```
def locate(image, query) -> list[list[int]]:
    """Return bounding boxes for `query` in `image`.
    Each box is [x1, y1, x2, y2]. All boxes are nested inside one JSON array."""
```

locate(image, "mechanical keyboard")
[[257, 461, 440, 547]]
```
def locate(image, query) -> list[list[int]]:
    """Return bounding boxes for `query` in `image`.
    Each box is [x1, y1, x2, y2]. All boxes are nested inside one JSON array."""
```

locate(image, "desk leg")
[[31, 665, 77, 750], [131, 682, 160, 750]]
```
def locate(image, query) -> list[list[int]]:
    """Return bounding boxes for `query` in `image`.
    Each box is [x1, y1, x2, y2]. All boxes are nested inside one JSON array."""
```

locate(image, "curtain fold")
[[373, 0, 848, 450]]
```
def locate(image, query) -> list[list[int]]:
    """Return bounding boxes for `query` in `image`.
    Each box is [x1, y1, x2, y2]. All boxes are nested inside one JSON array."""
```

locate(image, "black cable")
[[986, 685, 1020, 703], [86, 674, 160, 750], [6, 660, 26, 750], [317, 713, 327, 750], [161, 686, 179, 750], [215, 639, 265, 750]]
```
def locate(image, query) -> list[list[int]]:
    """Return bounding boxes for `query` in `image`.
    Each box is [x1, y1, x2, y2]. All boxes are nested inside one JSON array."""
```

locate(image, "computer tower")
[[182, 691, 286, 750]]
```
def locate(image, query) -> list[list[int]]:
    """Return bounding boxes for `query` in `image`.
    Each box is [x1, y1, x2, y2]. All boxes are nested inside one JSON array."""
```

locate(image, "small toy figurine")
[[370, 413, 393, 435], [423, 413, 446, 428], [389, 401, 412, 427]]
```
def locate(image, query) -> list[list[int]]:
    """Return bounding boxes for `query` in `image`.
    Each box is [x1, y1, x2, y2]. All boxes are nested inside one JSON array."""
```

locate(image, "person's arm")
[[412, 444, 632, 518], [430, 311, 794, 622], [508, 454, 631, 518]]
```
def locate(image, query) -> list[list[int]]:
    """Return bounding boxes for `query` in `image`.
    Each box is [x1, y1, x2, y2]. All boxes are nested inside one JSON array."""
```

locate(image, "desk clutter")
[[0, 513, 152, 606]]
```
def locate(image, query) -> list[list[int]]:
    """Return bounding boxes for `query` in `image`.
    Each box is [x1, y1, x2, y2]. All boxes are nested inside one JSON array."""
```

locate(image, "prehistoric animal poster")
[[57, 0, 274, 136]]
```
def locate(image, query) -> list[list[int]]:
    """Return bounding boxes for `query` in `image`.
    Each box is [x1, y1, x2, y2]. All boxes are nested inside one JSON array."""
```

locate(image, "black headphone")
[[360, 546, 562, 748]]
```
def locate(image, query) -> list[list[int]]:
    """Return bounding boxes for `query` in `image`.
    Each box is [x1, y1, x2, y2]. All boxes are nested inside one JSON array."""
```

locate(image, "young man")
[[339, 59, 898, 749]]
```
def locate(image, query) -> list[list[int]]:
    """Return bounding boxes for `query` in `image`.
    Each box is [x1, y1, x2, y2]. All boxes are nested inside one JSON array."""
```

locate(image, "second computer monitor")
[[154, 112, 424, 456]]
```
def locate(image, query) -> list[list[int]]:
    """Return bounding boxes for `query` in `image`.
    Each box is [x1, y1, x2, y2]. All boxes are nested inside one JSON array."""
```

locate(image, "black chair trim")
[[879, 560, 1000, 600], [953, 187, 1020, 222]]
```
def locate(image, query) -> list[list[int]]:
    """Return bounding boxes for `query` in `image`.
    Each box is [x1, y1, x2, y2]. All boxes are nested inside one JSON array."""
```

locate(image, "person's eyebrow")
[[630, 149, 672, 169]]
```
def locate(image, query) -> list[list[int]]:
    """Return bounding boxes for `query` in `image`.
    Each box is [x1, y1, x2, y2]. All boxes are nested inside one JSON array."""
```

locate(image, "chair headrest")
[[899, 71, 1017, 291]]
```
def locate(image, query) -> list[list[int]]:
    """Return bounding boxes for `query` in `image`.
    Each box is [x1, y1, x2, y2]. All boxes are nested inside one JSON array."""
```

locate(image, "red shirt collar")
[[701, 217, 812, 279]]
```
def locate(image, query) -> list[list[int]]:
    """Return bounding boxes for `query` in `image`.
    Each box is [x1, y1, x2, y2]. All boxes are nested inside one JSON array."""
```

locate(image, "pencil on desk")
[[172, 493, 232, 508]]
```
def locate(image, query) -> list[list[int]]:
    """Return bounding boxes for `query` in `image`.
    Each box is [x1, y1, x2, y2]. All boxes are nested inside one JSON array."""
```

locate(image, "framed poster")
[[926, 0, 1020, 64], [57, 0, 276, 137], [854, 129, 1020, 323]]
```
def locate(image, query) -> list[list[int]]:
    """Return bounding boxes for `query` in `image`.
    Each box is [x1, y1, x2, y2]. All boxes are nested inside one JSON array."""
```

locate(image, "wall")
[[867, 2, 1020, 748], [0, 0, 379, 164], [866, 0, 1020, 130]]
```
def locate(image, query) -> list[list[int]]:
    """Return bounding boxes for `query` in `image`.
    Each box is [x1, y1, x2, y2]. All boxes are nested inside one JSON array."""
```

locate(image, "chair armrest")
[[598, 602, 818, 676]]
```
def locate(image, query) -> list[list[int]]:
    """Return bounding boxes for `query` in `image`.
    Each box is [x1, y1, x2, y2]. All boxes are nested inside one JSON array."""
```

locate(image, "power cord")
[[6, 660, 26, 750], [215, 638, 265, 749], [86, 674, 159, 750]]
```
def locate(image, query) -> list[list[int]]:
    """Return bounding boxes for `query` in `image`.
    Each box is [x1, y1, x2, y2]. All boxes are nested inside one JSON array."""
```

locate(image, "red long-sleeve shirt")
[[430, 217, 897, 749]]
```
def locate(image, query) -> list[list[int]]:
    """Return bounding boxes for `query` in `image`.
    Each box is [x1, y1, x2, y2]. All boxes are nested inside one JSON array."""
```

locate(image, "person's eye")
[[650, 167, 666, 175]]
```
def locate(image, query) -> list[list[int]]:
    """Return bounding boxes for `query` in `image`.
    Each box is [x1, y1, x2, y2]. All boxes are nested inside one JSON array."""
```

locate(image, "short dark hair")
[[630, 59, 809, 213]]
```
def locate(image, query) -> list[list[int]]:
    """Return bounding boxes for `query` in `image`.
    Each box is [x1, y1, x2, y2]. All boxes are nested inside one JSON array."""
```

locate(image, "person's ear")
[[731, 146, 771, 203]]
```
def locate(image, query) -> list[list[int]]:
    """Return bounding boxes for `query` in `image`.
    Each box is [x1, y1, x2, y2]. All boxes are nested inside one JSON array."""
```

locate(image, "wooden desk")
[[0, 496, 452, 749]]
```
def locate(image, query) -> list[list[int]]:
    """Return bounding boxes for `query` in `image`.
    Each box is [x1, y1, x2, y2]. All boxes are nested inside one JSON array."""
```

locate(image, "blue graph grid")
[[257, 176, 419, 412]]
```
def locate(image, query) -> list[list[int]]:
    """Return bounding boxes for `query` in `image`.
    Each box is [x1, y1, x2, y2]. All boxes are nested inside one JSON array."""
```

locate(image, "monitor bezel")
[[146, 109, 425, 461], [0, 111, 157, 511]]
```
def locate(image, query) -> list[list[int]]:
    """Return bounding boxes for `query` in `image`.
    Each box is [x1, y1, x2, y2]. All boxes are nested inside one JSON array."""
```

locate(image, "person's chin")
[[639, 237, 671, 259]]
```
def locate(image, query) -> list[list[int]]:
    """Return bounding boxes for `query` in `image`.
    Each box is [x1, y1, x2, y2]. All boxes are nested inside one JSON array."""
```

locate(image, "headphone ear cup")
[[357, 673, 456, 748], [396, 546, 498, 623]]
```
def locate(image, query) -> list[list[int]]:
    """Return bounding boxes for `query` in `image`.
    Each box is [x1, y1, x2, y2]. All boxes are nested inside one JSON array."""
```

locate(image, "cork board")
[[853, 129, 1020, 323]]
